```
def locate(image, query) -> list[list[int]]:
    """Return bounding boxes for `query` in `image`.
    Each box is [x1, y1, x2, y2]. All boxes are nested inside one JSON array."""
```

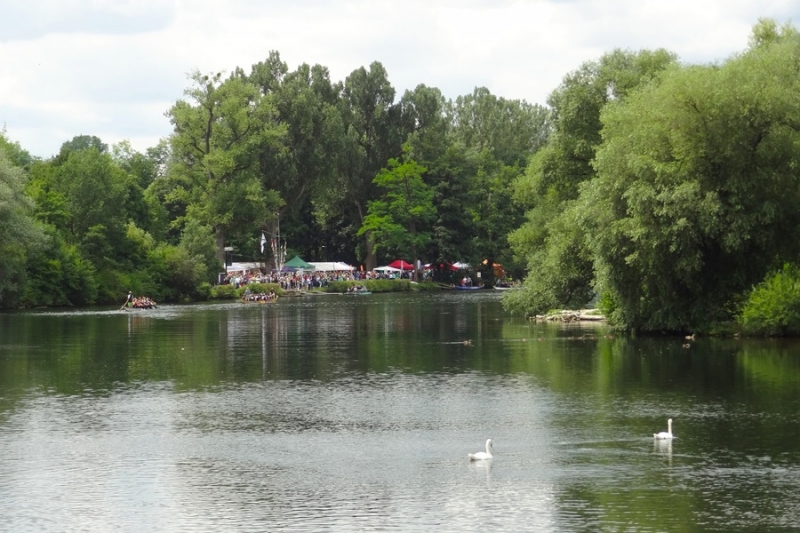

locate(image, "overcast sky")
[[1, 0, 798, 159]]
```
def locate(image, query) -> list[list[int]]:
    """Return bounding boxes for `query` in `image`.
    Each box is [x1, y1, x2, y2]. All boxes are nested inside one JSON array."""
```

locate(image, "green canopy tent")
[[283, 255, 316, 271]]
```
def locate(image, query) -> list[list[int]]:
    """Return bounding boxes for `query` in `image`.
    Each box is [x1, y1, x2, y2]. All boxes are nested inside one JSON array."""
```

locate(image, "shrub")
[[195, 282, 212, 301], [210, 284, 237, 300], [739, 264, 800, 336], [234, 283, 281, 298], [327, 279, 412, 293]]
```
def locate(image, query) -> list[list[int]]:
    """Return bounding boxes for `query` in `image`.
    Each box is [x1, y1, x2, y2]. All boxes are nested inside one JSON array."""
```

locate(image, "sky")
[[1, 0, 798, 159]]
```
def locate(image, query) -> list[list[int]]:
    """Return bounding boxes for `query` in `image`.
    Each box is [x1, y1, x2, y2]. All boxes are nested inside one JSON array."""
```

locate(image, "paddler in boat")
[[123, 291, 134, 309]]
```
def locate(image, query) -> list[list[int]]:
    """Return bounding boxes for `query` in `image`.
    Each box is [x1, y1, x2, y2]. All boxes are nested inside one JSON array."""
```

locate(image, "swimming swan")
[[469, 438, 494, 461], [654, 418, 674, 439]]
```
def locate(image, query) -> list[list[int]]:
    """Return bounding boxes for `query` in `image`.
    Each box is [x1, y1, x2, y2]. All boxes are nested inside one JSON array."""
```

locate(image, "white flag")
[[260, 232, 267, 253]]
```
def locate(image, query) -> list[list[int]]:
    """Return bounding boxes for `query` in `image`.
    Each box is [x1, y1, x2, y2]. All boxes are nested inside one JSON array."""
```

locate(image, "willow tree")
[[505, 48, 677, 316], [0, 153, 45, 307], [586, 24, 800, 331]]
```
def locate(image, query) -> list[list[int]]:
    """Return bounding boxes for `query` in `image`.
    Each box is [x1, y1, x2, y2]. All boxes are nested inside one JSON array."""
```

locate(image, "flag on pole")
[[260, 232, 267, 254]]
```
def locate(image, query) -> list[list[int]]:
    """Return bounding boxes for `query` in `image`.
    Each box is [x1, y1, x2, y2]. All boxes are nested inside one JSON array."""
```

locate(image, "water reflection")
[[2, 293, 800, 531], [654, 438, 673, 467]]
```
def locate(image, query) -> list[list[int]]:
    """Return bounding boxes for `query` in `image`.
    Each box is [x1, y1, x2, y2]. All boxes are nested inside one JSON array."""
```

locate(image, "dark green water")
[[1, 292, 800, 531]]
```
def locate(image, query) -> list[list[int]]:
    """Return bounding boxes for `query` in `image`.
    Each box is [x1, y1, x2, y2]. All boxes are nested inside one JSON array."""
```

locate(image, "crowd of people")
[[122, 292, 157, 309], [242, 288, 278, 302], [223, 269, 399, 291]]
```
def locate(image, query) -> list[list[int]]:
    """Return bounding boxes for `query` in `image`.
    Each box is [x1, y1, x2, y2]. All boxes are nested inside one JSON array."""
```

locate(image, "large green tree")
[[586, 31, 800, 331], [359, 149, 435, 279], [167, 70, 284, 266], [449, 88, 551, 274], [248, 53, 344, 264], [0, 152, 46, 307], [506, 48, 677, 316], [336, 62, 405, 269]]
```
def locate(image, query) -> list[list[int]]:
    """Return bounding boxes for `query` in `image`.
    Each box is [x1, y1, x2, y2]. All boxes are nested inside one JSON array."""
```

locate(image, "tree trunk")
[[262, 219, 279, 270], [356, 200, 377, 270], [364, 234, 377, 271], [215, 225, 226, 268]]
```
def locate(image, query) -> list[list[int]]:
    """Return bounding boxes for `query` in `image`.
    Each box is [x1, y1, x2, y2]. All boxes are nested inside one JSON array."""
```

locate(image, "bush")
[[326, 279, 412, 293], [196, 282, 212, 300], [413, 281, 440, 291], [234, 283, 281, 298], [210, 284, 237, 300], [739, 264, 800, 336], [209, 282, 282, 300]]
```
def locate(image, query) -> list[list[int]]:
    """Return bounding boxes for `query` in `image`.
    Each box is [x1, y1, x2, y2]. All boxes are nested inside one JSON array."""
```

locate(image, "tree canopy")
[[8, 19, 800, 337], [506, 20, 800, 333]]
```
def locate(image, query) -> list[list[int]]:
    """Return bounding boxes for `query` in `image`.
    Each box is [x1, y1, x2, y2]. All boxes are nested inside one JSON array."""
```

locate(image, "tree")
[[0, 153, 46, 307], [506, 48, 677, 316], [111, 140, 167, 236], [50, 147, 130, 263], [248, 53, 345, 264], [336, 62, 405, 270], [452, 87, 549, 167], [358, 149, 435, 279], [167, 70, 283, 266], [0, 126, 34, 169], [586, 29, 800, 331], [447, 88, 551, 274], [54, 134, 108, 164]]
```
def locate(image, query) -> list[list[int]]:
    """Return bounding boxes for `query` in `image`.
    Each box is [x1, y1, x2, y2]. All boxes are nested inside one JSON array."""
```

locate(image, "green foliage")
[[21, 236, 99, 307], [508, 48, 675, 319], [41, 145, 131, 271], [179, 218, 219, 283], [209, 283, 284, 300], [452, 87, 550, 167], [739, 265, 800, 336], [0, 127, 34, 169], [210, 283, 238, 300], [749, 17, 799, 49], [359, 151, 435, 269], [587, 33, 800, 331], [504, 199, 594, 316], [233, 283, 281, 298], [0, 153, 47, 308], [326, 279, 411, 293], [167, 70, 285, 265], [249, 54, 345, 267], [146, 243, 211, 302]]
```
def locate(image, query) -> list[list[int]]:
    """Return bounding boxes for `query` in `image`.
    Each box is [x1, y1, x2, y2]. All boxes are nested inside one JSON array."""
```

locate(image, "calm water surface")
[[1, 292, 800, 532]]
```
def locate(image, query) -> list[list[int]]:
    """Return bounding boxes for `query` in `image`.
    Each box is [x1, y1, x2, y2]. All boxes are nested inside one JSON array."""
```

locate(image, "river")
[[1, 291, 799, 532]]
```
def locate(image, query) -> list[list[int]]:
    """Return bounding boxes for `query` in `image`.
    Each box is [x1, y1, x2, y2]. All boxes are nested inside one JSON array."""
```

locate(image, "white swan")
[[654, 418, 674, 439], [469, 438, 493, 461]]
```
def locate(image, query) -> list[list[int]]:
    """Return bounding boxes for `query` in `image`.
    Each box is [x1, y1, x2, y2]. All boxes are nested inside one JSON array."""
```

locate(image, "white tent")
[[452, 262, 471, 269], [309, 262, 355, 272], [373, 265, 402, 273], [226, 262, 264, 274]]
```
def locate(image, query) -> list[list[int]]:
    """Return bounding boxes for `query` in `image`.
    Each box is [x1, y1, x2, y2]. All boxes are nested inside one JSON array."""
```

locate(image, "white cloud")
[[1, 0, 799, 158]]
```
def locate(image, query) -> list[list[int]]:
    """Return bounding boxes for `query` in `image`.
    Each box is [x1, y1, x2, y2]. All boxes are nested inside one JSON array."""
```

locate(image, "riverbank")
[[208, 279, 443, 300]]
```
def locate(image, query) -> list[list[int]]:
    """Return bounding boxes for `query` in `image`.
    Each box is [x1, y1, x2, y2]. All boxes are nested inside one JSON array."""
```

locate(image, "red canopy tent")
[[388, 259, 414, 270]]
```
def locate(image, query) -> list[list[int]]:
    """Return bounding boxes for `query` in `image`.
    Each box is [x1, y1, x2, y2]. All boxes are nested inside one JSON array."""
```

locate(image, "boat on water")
[[455, 285, 482, 291], [121, 294, 157, 310], [344, 285, 371, 295], [493, 282, 518, 291], [241, 289, 278, 303]]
